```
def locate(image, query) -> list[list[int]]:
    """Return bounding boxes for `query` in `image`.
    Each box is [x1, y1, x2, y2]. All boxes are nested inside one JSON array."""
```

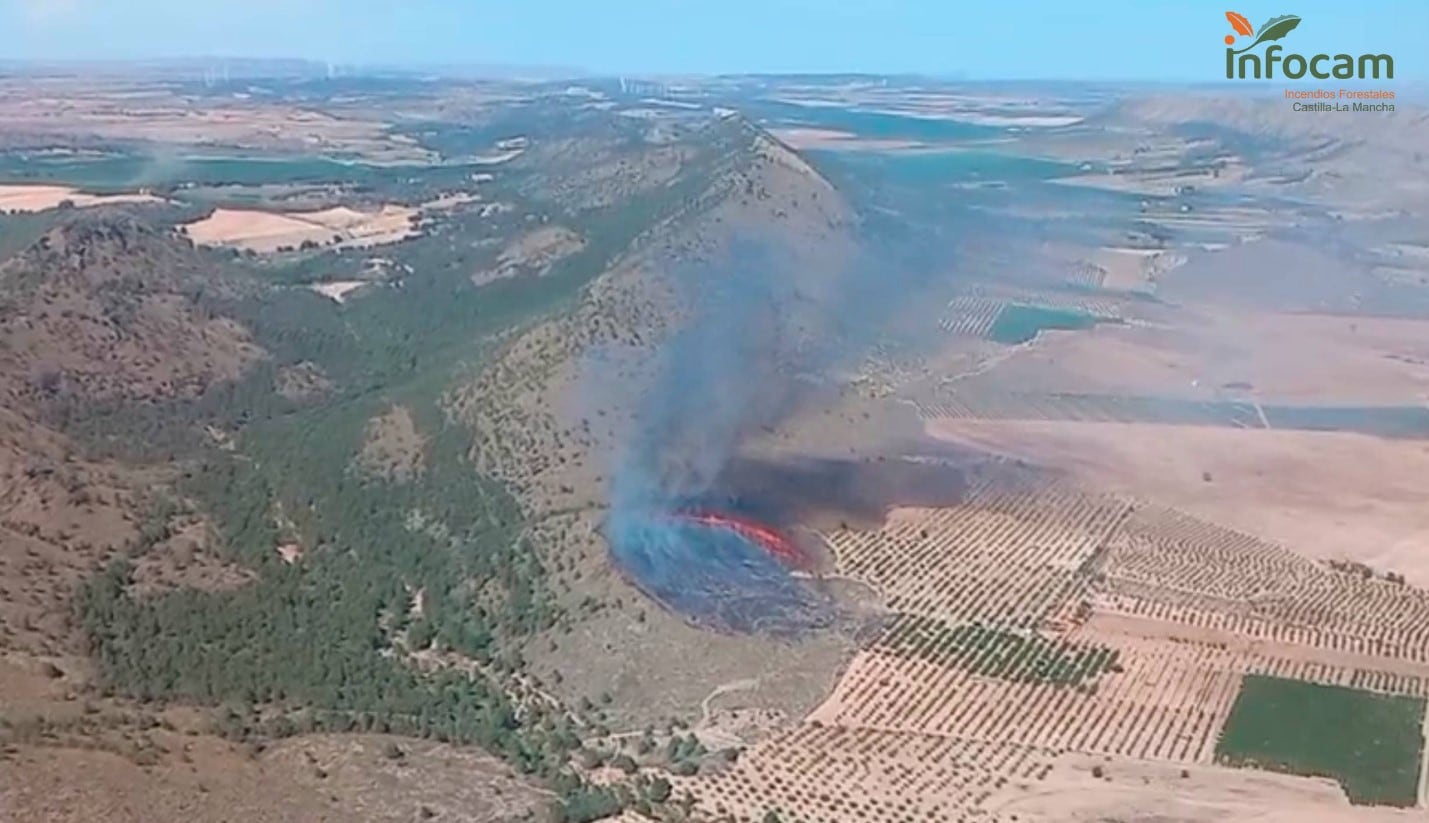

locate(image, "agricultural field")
[[675, 725, 1055, 823], [182, 204, 419, 252], [0, 183, 162, 213], [829, 477, 1122, 611], [795, 433, 1429, 815], [1216, 675, 1426, 807], [926, 421, 1429, 588], [612, 70, 1427, 823], [667, 86, 1429, 815], [929, 309, 1429, 407], [938, 298, 1115, 344], [938, 296, 1004, 337], [985, 304, 1100, 345]]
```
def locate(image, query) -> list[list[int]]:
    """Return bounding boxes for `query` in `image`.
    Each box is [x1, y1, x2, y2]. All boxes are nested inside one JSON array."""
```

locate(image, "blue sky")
[[1, 0, 1424, 81]]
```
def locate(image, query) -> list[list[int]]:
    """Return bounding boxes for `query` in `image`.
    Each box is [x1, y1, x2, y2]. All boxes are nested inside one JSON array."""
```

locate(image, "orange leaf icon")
[[1225, 11, 1254, 36]]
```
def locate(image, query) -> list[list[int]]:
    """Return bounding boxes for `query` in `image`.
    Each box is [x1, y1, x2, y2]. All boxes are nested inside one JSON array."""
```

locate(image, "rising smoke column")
[[605, 214, 975, 632], [604, 239, 835, 633], [614, 242, 797, 510]]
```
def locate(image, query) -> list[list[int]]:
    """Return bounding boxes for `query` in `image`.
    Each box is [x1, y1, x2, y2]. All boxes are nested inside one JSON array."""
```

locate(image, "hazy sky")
[[1, 0, 1424, 80]]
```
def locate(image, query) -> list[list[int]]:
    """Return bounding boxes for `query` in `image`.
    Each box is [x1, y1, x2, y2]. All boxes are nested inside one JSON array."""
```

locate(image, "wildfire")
[[672, 509, 812, 570]]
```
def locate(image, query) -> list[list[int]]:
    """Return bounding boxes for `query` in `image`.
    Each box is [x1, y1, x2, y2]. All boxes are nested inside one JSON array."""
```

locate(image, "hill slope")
[[0, 216, 263, 408], [1, 107, 865, 822], [449, 114, 861, 727]]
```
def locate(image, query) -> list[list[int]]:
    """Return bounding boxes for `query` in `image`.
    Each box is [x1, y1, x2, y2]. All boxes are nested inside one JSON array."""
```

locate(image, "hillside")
[[448, 113, 861, 726], [0, 104, 864, 823], [0, 217, 268, 660], [0, 216, 263, 408]]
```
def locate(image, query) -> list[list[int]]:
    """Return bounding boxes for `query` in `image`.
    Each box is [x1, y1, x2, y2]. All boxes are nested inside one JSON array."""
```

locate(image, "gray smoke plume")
[[603, 222, 963, 632]]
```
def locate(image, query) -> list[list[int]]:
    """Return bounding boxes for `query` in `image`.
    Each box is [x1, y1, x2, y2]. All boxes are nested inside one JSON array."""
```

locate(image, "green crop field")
[[986, 303, 1098, 345], [1215, 674, 1426, 806]]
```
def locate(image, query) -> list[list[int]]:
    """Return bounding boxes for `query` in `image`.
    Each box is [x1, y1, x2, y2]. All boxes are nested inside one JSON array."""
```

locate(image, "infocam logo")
[[1223, 11, 1393, 79]]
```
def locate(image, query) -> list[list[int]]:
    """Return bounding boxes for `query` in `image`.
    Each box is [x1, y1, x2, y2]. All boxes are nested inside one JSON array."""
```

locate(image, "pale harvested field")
[[767, 127, 860, 148], [952, 310, 1429, 403], [0, 184, 161, 213], [184, 205, 417, 253], [940, 113, 1084, 127], [928, 420, 1429, 586], [1191, 311, 1429, 403], [979, 750, 1419, 823], [1050, 159, 1251, 196], [1224, 312, 1429, 403]]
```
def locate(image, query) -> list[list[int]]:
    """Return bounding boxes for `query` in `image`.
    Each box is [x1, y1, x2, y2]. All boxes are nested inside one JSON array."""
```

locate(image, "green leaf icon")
[[1233, 14, 1301, 53]]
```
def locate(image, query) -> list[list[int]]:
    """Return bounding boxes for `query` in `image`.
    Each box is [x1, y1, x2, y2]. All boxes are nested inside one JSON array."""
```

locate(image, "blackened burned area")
[[606, 452, 976, 634], [708, 451, 976, 530], [607, 510, 830, 635]]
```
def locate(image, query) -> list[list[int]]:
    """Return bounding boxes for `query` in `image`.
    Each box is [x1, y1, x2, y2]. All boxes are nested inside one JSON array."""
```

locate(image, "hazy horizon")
[[0, 0, 1423, 82]]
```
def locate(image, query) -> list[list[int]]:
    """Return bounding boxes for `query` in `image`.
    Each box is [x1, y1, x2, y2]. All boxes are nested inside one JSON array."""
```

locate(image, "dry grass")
[[471, 225, 586, 285], [0, 407, 144, 655], [356, 405, 427, 483], [0, 732, 548, 823]]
